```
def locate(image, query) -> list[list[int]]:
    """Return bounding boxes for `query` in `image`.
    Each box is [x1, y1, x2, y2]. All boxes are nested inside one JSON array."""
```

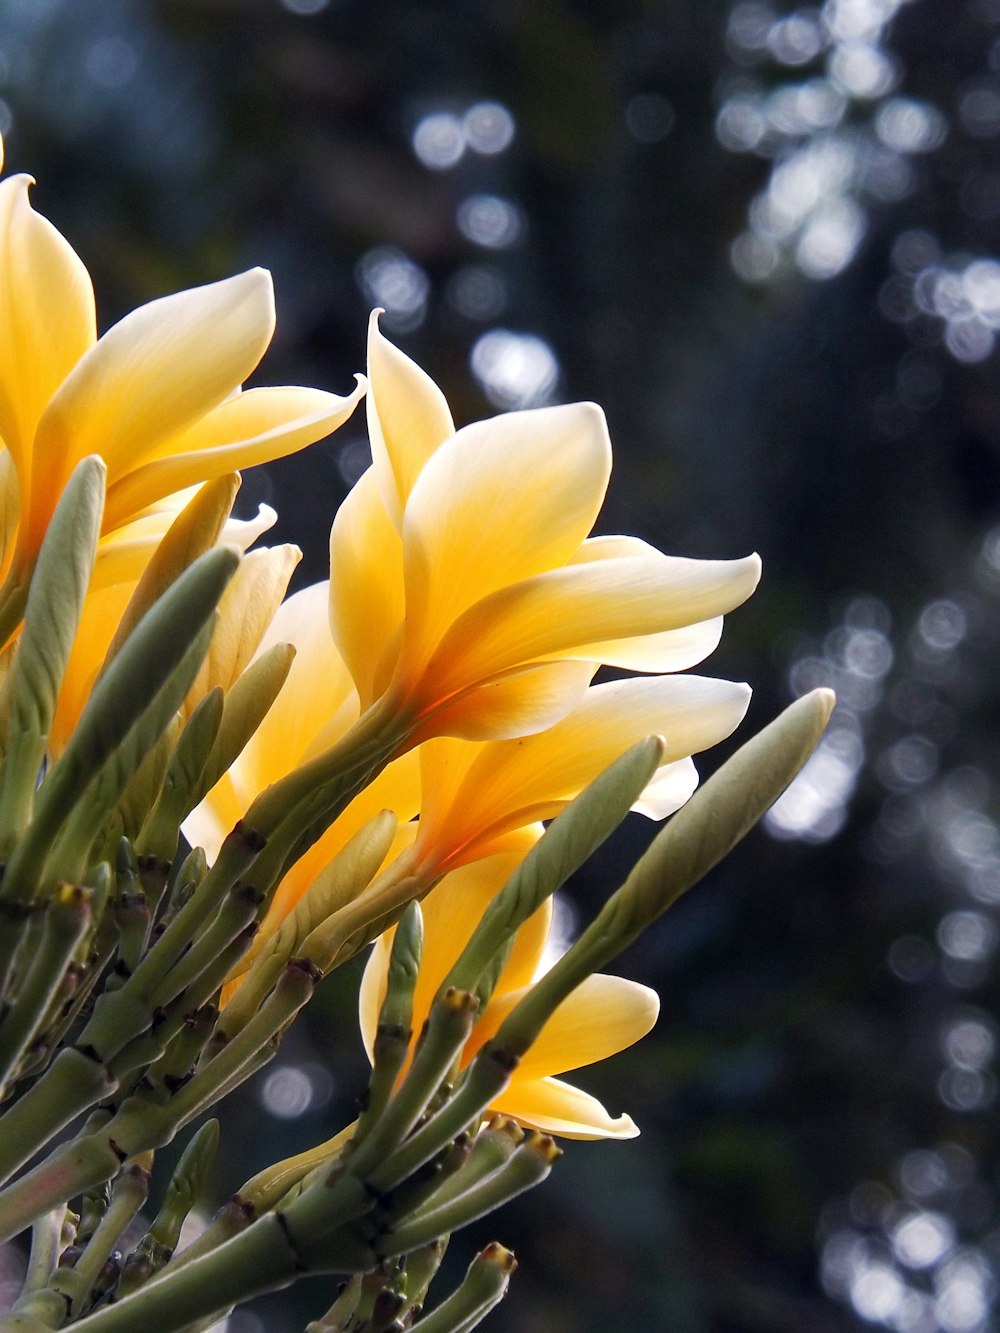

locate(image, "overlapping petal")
[[359, 853, 656, 1140], [414, 674, 752, 872]]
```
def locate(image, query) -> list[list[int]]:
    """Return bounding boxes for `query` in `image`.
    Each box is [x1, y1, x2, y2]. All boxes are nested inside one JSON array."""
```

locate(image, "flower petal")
[[0, 176, 95, 501], [227, 581, 358, 808], [479, 973, 659, 1080], [187, 544, 300, 707], [417, 659, 595, 743], [429, 553, 761, 696], [329, 468, 405, 708], [400, 402, 612, 677], [492, 1075, 639, 1140], [102, 380, 364, 535], [418, 675, 751, 864], [32, 270, 275, 542], [366, 310, 454, 526]]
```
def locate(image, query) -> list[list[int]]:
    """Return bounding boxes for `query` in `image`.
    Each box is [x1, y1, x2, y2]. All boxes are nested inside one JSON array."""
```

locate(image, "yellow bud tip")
[[479, 1242, 518, 1273]]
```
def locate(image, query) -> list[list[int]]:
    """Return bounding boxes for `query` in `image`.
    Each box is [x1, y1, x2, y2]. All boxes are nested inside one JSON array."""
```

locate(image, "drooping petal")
[[101, 381, 365, 536], [0, 176, 95, 497], [399, 402, 612, 678], [491, 1075, 639, 1140], [31, 270, 276, 546], [328, 468, 405, 708], [630, 756, 699, 819], [366, 310, 454, 526], [427, 553, 762, 697]]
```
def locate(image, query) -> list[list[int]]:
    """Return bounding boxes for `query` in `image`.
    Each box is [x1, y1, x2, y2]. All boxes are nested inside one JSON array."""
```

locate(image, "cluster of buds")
[[0, 137, 833, 1332]]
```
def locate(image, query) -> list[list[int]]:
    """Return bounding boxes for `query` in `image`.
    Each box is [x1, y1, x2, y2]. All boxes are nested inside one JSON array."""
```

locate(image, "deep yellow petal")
[[478, 973, 659, 1080], [428, 553, 761, 696], [102, 380, 364, 535], [418, 675, 751, 863], [31, 270, 275, 546], [491, 1075, 639, 1140], [416, 659, 595, 743], [50, 581, 133, 757], [0, 176, 95, 500], [399, 402, 612, 677], [328, 468, 405, 708], [366, 311, 454, 526]]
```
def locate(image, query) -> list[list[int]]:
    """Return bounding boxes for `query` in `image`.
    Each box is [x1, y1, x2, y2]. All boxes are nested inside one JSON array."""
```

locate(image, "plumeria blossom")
[[329, 313, 761, 744], [0, 136, 364, 589], [48, 486, 295, 758], [359, 851, 659, 1139]]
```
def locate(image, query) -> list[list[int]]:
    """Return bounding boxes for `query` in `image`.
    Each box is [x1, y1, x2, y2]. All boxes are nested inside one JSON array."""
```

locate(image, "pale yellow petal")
[[631, 756, 699, 819], [328, 468, 405, 707], [228, 581, 358, 807], [478, 974, 659, 1080], [0, 449, 19, 578], [359, 933, 391, 1061], [33, 270, 275, 541], [187, 544, 300, 706], [555, 617, 724, 673], [400, 402, 612, 675], [428, 553, 762, 695], [492, 1075, 639, 1140], [366, 311, 454, 526], [102, 380, 364, 535], [0, 176, 95, 503]]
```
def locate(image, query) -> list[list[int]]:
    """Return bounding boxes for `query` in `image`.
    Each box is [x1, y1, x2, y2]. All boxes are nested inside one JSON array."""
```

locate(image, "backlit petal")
[[329, 468, 405, 708], [0, 176, 95, 496], [417, 659, 595, 743], [400, 402, 612, 676], [366, 310, 454, 525], [492, 1075, 639, 1140], [428, 553, 762, 695], [32, 270, 275, 544], [102, 380, 364, 535]]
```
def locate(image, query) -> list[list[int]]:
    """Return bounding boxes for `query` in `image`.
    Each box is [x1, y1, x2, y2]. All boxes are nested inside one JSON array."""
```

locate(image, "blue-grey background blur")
[[3, 0, 1000, 1329]]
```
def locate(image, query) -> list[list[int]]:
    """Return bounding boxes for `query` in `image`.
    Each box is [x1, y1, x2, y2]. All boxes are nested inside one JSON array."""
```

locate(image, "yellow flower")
[[408, 673, 751, 878], [329, 313, 760, 744], [0, 139, 364, 585], [49, 496, 293, 758], [359, 852, 659, 1139]]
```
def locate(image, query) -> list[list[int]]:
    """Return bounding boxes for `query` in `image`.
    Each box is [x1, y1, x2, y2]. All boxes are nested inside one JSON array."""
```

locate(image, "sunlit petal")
[[0, 176, 95, 493], [401, 402, 612, 674], [366, 310, 454, 526], [428, 553, 762, 695], [478, 974, 659, 1080], [418, 659, 595, 743], [31, 270, 275, 547], [102, 380, 364, 535], [329, 468, 405, 708]]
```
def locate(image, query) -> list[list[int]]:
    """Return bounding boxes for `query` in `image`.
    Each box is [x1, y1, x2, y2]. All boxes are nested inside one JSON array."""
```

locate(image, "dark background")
[[3, 0, 1000, 1328]]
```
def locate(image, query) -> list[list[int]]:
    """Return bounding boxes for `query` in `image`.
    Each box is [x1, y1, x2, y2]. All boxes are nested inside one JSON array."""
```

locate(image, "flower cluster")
[[0, 137, 832, 1333]]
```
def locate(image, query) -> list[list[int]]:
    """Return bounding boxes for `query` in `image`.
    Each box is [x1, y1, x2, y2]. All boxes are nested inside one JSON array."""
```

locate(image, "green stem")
[[408, 1243, 515, 1333], [0, 888, 92, 1098], [0, 1136, 125, 1247], [0, 1048, 117, 1188]]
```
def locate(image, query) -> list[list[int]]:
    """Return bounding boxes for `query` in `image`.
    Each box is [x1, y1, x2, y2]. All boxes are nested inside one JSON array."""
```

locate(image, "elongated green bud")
[[0, 457, 106, 855], [192, 641, 295, 807], [104, 473, 240, 668], [136, 687, 225, 860], [2, 549, 238, 903], [441, 736, 664, 1005], [355, 901, 423, 1140], [491, 689, 836, 1063], [404, 1243, 516, 1333]]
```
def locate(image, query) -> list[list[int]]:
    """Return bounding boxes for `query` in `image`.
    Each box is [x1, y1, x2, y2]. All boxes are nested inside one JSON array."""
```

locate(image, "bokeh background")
[[2, 0, 1000, 1329]]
